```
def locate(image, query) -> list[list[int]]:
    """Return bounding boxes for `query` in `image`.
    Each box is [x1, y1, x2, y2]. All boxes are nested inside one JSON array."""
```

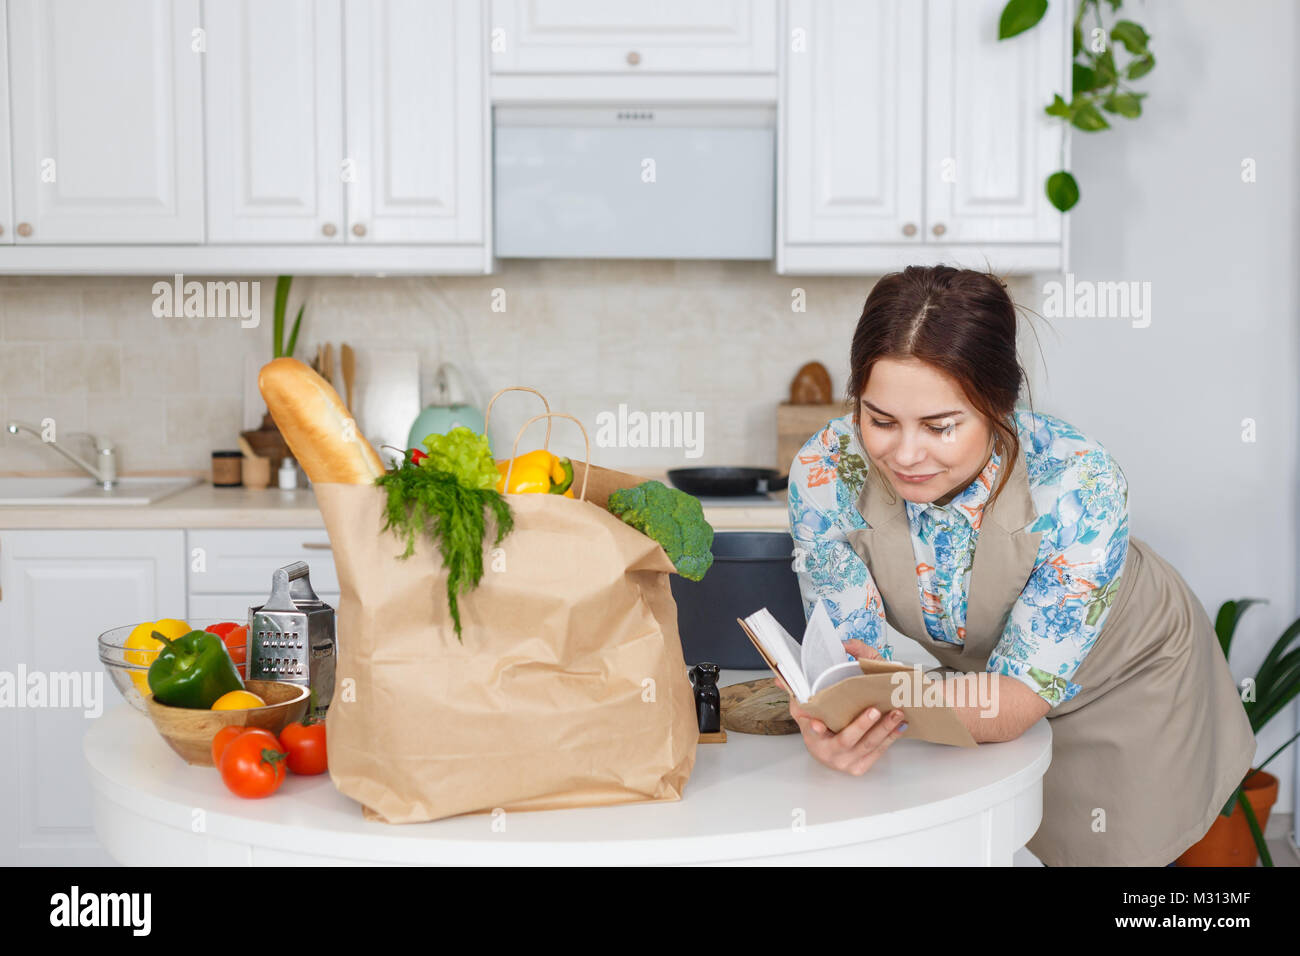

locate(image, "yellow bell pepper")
[[495, 458, 552, 494], [495, 449, 576, 495]]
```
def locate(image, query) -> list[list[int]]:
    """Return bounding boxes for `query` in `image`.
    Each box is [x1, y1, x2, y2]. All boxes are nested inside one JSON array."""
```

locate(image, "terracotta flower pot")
[[1176, 768, 1278, 866]]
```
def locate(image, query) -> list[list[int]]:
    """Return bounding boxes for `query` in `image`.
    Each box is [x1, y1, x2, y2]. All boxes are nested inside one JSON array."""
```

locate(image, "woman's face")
[[858, 357, 995, 505]]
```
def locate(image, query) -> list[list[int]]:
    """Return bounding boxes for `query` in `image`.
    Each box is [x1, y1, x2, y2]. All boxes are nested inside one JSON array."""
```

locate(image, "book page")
[[810, 660, 867, 695], [800, 598, 853, 692], [742, 608, 812, 701]]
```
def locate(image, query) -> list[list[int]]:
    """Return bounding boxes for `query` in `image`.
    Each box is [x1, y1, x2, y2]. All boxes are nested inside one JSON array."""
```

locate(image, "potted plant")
[[1177, 598, 1300, 866], [241, 276, 304, 470]]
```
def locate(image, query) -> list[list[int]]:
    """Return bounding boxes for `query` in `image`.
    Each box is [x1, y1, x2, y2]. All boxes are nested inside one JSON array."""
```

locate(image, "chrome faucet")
[[5, 421, 118, 489]]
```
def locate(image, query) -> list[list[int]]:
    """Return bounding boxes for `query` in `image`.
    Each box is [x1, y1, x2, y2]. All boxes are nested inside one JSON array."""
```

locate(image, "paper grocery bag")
[[312, 457, 699, 824]]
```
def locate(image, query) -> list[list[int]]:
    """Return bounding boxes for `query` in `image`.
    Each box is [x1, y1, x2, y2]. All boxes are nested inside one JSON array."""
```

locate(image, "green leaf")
[[1044, 93, 1071, 118], [1072, 24, 1082, 58], [1046, 171, 1079, 212], [1072, 63, 1100, 96], [1094, 49, 1118, 86], [1110, 20, 1150, 54], [1071, 102, 1110, 131], [1102, 92, 1143, 118], [273, 275, 291, 358], [285, 304, 304, 358], [1126, 51, 1155, 80], [998, 0, 1047, 39]]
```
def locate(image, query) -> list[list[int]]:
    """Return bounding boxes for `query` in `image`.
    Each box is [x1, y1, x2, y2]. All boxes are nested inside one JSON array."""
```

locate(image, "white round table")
[[85, 670, 1051, 865]]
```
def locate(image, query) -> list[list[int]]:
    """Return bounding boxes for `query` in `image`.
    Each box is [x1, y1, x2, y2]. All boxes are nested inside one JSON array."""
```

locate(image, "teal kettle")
[[406, 362, 486, 451]]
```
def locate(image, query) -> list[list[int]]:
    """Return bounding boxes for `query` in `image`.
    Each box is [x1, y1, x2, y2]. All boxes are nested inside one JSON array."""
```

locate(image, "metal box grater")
[[248, 561, 336, 719]]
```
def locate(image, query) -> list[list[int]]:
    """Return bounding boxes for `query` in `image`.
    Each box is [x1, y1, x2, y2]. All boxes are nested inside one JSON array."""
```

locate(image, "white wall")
[[1027, 0, 1299, 818]]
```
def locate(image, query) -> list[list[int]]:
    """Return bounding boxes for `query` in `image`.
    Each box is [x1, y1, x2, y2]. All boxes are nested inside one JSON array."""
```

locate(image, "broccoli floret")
[[607, 480, 714, 581]]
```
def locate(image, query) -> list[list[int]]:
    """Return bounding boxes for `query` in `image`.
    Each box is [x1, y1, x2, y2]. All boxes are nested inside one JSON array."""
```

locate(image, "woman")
[[785, 265, 1255, 867]]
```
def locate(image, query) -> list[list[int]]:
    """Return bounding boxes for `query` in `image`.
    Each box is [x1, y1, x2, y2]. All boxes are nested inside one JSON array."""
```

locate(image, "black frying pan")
[[667, 467, 789, 496]]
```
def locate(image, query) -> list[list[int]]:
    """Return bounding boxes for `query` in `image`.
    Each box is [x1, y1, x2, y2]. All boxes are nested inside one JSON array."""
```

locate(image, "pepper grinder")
[[689, 662, 727, 743]]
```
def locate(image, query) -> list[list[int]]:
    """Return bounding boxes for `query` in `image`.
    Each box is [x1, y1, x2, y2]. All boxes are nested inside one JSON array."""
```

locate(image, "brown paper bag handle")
[[483, 386, 551, 448], [506, 412, 591, 502]]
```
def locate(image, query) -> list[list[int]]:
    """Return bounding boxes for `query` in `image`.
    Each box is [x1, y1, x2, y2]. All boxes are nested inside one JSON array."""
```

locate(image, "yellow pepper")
[[495, 458, 552, 494], [495, 449, 576, 496]]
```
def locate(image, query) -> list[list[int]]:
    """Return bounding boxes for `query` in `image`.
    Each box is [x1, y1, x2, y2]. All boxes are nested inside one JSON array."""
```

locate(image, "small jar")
[[212, 450, 243, 487], [278, 458, 298, 490]]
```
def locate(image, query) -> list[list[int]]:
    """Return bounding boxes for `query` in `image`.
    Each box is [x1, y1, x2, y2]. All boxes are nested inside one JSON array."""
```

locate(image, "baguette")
[[258, 357, 385, 485]]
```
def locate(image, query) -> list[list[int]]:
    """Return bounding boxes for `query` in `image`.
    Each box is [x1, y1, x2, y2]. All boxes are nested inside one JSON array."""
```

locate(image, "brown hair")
[[845, 264, 1035, 514]]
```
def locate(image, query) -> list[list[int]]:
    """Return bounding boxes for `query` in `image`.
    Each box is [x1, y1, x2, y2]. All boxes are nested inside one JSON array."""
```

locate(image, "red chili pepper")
[[410, 448, 427, 464]]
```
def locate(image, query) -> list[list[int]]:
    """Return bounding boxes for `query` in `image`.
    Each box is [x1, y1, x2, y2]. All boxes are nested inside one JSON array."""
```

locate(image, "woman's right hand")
[[773, 673, 907, 775]]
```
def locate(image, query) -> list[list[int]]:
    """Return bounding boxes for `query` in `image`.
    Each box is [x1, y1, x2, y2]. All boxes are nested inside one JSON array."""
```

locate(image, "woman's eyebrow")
[[861, 399, 964, 420]]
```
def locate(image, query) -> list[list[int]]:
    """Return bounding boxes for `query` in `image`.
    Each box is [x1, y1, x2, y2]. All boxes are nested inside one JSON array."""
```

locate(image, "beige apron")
[[845, 443, 1256, 866]]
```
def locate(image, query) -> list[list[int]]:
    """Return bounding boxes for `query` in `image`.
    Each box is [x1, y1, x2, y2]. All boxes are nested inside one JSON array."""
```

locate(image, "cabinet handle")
[[351, 223, 367, 237], [301, 542, 331, 550], [931, 222, 947, 237], [901, 222, 917, 237], [16, 222, 32, 237], [626, 50, 641, 66], [321, 222, 337, 237]]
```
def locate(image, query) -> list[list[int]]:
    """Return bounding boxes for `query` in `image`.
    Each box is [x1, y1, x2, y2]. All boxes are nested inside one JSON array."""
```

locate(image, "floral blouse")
[[787, 408, 1130, 708]]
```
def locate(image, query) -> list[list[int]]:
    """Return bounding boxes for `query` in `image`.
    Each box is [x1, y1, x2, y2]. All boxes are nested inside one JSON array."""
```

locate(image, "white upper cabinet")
[[779, 0, 1069, 273], [782, 0, 922, 245], [925, 0, 1065, 243], [7, 0, 204, 244], [0, 3, 13, 245], [343, 0, 486, 244], [490, 0, 776, 73], [204, 0, 345, 243]]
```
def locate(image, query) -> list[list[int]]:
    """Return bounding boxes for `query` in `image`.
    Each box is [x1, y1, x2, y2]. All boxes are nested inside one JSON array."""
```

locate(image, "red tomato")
[[211, 726, 276, 767], [279, 720, 328, 775], [205, 621, 240, 638], [218, 731, 288, 798], [220, 625, 248, 669]]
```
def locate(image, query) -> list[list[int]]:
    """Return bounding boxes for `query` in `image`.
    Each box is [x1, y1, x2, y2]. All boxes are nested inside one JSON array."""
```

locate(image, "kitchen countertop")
[[84, 669, 1050, 865], [0, 473, 789, 531]]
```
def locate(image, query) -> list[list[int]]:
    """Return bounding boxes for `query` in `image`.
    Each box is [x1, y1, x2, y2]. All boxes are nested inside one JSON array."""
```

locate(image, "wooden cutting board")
[[720, 677, 799, 735]]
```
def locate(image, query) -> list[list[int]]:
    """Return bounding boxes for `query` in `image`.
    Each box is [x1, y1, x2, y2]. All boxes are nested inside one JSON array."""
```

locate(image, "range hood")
[[493, 105, 775, 260]]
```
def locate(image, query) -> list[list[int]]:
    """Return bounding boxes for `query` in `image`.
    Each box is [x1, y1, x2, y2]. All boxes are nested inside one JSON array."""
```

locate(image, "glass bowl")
[[98, 617, 249, 712]]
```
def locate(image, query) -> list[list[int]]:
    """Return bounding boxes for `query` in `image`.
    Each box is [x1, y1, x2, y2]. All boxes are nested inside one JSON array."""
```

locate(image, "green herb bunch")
[[375, 453, 513, 642]]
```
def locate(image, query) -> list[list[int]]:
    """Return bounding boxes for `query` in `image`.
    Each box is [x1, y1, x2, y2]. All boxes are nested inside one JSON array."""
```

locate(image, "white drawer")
[[186, 529, 339, 595], [187, 592, 342, 621]]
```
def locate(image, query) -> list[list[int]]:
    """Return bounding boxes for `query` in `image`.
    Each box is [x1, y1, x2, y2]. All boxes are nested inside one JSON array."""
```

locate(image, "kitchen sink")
[[0, 476, 200, 506]]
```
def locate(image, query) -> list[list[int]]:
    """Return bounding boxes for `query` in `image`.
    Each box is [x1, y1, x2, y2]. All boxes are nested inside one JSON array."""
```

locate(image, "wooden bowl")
[[144, 680, 310, 766]]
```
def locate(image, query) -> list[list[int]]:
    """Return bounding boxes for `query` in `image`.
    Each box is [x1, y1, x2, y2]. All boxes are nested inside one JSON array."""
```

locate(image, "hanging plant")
[[999, 0, 1156, 212]]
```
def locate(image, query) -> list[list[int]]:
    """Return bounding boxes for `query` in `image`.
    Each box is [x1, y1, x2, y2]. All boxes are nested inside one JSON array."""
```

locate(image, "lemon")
[[123, 618, 190, 694], [211, 690, 266, 710]]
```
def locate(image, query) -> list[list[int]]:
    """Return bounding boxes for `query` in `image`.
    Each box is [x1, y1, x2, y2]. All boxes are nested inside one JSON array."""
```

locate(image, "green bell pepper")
[[146, 629, 245, 708]]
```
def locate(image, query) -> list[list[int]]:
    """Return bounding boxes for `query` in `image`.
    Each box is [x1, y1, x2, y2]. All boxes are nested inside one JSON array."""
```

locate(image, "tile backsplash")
[[0, 262, 1036, 475]]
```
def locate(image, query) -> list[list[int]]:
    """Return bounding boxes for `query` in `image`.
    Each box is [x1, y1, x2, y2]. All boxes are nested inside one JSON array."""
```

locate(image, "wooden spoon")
[[341, 344, 356, 415]]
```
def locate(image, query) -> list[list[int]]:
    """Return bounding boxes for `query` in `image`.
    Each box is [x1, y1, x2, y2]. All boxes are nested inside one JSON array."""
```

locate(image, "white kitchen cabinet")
[[203, 0, 346, 243], [343, 0, 487, 244], [778, 0, 1070, 274], [0, 529, 186, 866], [925, 0, 1065, 243], [490, 0, 777, 73], [0, 2, 13, 245], [7, 0, 204, 244], [782, 0, 922, 245], [186, 529, 339, 598]]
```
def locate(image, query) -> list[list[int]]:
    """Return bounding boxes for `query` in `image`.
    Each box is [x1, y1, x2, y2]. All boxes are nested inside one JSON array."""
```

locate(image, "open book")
[[737, 600, 977, 747]]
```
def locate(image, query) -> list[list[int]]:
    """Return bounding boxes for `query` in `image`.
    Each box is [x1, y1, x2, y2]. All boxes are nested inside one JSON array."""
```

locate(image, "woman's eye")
[[869, 419, 954, 435]]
